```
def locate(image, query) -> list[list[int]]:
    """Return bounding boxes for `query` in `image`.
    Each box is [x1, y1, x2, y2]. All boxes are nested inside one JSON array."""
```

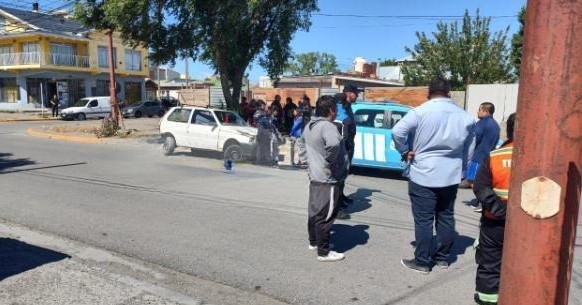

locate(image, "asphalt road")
[[1, 120, 581, 305]]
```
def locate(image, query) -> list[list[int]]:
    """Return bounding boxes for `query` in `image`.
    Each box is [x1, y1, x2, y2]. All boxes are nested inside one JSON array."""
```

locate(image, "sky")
[[6, 0, 527, 84]]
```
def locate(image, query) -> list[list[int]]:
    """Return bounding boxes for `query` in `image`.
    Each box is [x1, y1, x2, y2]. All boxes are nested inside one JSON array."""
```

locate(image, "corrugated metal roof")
[[0, 6, 86, 35]]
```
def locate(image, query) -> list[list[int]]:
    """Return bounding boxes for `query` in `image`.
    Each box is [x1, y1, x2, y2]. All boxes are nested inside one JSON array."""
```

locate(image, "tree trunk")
[[218, 69, 245, 111]]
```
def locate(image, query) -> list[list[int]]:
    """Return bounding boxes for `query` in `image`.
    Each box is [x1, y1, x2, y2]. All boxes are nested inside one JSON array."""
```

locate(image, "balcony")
[[0, 52, 90, 68]]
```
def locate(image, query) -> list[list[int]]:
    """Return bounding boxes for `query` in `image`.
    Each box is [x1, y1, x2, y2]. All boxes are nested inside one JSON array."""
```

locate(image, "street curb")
[[0, 118, 53, 123], [27, 127, 102, 144]]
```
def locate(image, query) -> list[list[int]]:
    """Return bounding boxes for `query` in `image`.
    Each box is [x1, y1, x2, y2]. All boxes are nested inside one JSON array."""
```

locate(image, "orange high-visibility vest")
[[484, 142, 513, 220]]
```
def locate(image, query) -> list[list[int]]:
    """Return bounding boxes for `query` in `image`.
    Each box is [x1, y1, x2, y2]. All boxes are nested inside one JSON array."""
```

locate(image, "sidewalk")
[[0, 222, 287, 305], [0, 110, 55, 122]]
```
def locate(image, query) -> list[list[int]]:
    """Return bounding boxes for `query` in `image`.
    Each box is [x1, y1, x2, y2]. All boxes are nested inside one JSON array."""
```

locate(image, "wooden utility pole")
[[107, 30, 119, 126], [498, 1, 581, 304]]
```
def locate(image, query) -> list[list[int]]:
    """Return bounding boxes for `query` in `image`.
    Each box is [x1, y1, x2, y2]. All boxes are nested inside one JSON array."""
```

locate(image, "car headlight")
[[127, 109, 133, 113], [249, 136, 256, 143]]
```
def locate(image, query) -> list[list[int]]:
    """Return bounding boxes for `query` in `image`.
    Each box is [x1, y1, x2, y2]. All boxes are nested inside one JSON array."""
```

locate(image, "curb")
[[27, 127, 102, 144], [0, 118, 54, 123]]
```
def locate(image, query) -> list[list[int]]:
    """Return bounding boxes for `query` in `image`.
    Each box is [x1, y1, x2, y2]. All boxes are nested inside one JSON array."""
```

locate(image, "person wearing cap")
[[333, 84, 360, 219], [392, 78, 475, 274]]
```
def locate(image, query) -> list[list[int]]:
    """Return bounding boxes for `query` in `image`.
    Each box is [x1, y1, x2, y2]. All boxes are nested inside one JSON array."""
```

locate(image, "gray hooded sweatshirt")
[[301, 116, 349, 184]]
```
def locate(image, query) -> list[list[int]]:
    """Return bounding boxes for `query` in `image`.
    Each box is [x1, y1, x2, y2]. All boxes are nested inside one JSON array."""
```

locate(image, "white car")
[[159, 106, 257, 161]]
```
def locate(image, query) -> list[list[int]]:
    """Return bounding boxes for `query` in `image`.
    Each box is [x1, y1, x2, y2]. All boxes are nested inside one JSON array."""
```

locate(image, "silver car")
[[123, 101, 165, 118]]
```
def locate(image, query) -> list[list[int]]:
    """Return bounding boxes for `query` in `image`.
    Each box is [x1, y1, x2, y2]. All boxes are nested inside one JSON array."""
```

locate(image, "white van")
[[60, 96, 111, 120]]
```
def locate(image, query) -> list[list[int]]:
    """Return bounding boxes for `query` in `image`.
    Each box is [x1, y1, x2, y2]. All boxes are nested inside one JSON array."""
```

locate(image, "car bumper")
[[240, 142, 256, 157]]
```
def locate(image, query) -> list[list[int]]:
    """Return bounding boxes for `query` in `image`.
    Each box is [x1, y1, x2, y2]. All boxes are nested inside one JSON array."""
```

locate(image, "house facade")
[[0, 5, 149, 110]]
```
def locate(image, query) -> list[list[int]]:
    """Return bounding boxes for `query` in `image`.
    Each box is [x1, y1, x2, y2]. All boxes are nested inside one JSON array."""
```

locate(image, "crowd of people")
[[245, 79, 510, 305]]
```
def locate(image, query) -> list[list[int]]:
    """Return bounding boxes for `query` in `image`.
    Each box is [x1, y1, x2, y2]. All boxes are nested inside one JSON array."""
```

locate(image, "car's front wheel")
[[224, 144, 243, 161], [163, 136, 176, 156], [134, 111, 142, 118], [157, 110, 165, 117], [76, 113, 86, 121]]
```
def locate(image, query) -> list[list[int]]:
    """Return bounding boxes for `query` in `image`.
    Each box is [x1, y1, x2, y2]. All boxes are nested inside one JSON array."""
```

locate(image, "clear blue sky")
[[177, 0, 526, 84], [15, 0, 526, 83]]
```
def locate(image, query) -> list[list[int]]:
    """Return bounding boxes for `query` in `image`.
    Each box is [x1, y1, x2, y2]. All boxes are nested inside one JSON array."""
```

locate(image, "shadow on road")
[[350, 166, 407, 181], [0, 153, 35, 173], [408, 233, 475, 265], [0, 238, 70, 281], [344, 188, 380, 214], [330, 224, 370, 253]]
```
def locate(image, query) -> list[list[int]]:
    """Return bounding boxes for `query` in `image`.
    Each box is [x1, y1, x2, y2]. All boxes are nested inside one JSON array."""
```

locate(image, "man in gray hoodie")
[[301, 95, 349, 262]]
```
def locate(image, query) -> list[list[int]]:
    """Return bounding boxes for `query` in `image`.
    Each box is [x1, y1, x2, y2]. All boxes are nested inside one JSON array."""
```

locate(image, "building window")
[[0, 44, 14, 65], [0, 78, 18, 103], [98, 46, 117, 68], [96, 80, 110, 96], [124, 81, 141, 103], [0, 16, 5, 33], [50, 43, 76, 66], [21, 42, 40, 64], [124, 49, 141, 71]]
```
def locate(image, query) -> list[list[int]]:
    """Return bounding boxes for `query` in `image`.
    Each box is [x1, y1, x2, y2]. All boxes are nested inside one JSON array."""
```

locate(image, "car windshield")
[[214, 111, 247, 126], [74, 99, 90, 107]]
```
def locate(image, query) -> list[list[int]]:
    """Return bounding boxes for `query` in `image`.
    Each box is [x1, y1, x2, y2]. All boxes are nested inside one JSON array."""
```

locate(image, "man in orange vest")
[[472, 112, 516, 305]]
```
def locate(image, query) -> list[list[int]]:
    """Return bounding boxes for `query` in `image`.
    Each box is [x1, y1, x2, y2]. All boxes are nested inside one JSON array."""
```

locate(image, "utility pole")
[[185, 58, 189, 87], [107, 30, 119, 126], [498, 1, 581, 305]]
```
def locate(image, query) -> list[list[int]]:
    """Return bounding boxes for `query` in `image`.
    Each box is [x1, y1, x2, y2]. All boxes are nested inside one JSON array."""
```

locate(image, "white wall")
[[466, 84, 519, 124]]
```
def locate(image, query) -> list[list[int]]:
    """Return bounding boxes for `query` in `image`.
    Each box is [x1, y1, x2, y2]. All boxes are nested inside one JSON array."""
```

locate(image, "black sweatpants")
[[475, 218, 505, 296], [307, 182, 340, 256]]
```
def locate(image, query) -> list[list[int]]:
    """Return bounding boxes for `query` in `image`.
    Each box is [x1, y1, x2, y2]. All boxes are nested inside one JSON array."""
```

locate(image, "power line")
[[312, 13, 517, 20]]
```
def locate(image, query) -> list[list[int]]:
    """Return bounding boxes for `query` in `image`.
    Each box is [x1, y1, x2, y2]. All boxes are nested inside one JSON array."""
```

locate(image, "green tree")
[[378, 58, 398, 66], [285, 52, 339, 75], [510, 7, 526, 77], [74, 0, 318, 110], [402, 9, 513, 90]]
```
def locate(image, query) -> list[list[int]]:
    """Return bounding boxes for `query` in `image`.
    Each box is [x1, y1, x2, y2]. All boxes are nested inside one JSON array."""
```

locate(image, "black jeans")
[[475, 218, 505, 295], [408, 180, 457, 267], [52, 106, 58, 117]]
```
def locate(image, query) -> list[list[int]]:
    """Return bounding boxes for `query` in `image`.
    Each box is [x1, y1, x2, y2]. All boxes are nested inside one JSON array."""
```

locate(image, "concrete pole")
[[107, 30, 119, 126], [498, 1, 581, 305]]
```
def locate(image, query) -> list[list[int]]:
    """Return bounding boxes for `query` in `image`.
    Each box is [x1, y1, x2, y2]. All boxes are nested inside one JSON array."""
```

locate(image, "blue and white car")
[[351, 101, 412, 171]]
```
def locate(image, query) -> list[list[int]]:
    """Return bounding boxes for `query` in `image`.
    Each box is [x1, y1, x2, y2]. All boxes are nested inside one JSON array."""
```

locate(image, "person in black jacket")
[[473, 113, 516, 305]]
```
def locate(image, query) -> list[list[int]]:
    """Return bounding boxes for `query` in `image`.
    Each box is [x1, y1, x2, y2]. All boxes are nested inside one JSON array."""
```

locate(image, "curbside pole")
[[498, 0, 581, 304]]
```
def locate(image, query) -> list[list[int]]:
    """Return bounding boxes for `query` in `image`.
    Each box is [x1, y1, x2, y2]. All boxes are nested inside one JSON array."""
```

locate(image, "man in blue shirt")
[[392, 78, 475, 274], [460, 103, 500, 212]]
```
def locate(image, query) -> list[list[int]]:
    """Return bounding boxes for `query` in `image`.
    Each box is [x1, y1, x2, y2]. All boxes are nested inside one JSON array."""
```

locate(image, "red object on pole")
[[498, 1, 581, 305], [107, 30, 119, 126]]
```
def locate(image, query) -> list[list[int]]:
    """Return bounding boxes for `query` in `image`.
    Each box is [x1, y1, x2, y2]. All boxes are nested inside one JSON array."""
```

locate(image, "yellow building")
[[0, 4, 149, 110]]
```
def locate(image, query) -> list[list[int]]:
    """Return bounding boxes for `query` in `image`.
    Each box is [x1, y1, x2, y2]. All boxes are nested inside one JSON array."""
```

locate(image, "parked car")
[[160, 97, 178, 110], [123, 100, 165, 118], [60, 96, 111, 120], [159, 106, 257, 161], [351, 101, 412, 171]]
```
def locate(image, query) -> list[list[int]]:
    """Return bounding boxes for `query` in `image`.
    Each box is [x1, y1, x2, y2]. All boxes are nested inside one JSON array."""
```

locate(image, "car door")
[[164, 108, 192, 146], [188, 109, 220, 150], [86, 99, 99, 118], [352, 108, 405, 170]]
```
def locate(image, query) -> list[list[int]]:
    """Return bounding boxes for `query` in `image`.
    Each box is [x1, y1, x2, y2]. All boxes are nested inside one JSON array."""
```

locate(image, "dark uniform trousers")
[[475, 218, 505, 295], [307, 181, 340, 256]]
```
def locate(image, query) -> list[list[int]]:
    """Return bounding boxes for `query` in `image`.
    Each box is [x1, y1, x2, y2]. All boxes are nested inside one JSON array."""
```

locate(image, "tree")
[[401, 9, 513, 90], [285, 52, 339, 75], [378, 58, 398, 66], [74, 0, 318, 110], [510, 7, 526, 77]]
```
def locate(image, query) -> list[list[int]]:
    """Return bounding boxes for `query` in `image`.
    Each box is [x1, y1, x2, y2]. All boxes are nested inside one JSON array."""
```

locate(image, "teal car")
[[351, 101, 412, 171]]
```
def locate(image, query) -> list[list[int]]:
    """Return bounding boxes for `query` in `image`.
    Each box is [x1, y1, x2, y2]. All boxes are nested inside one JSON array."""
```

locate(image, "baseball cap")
[[343, 84, 362, 95]]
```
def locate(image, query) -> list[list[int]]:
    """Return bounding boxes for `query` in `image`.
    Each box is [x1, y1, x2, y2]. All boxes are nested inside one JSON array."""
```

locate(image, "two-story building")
[[0, 4, 149, 110]]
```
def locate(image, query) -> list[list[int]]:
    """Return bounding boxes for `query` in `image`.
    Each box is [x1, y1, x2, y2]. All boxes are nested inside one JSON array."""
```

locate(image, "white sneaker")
[[317, 251, 344, 262], [308, 243, 334, 251]]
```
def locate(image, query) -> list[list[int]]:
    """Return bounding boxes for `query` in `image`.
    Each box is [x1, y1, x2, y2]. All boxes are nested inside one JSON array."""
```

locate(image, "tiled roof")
[[0, 6, 86, 35]]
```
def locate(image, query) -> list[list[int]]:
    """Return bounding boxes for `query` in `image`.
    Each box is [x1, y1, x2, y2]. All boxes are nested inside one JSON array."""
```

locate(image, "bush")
[[96, 116, 119, 138]]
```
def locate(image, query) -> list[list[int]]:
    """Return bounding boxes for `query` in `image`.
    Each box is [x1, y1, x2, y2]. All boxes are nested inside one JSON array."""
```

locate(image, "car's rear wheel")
[[224, 144, 243, 161], [134, 111, 142, 118], [163, 136, 176, 155], [76, 113, 86, 121]]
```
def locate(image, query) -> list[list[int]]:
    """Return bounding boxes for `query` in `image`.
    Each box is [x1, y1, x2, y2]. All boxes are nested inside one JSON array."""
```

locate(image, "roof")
[[352, 101, 412, 111], [0, 6, 86, 36]]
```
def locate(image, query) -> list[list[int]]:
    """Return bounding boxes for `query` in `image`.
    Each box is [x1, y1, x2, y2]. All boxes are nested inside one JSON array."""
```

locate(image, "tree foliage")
[[74, 0, 318, 110], [510, 7, 526, 77], [402, 10, 513, 90], [285, 52, 339, 75], [378, 58, 398, 66]]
